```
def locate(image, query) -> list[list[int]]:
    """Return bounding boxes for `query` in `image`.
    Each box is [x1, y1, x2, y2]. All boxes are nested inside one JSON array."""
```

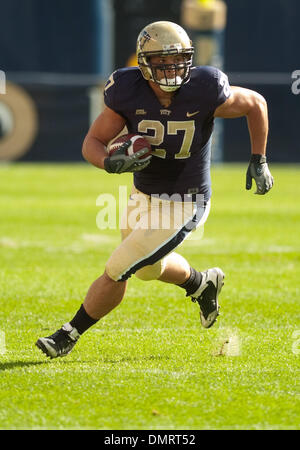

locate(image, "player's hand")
[[246, 154, 274, 195], [104, 141, 152, 174]]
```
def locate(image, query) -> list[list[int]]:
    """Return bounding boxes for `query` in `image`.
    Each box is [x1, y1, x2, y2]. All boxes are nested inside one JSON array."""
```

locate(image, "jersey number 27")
[[137, 119, 195, 159]]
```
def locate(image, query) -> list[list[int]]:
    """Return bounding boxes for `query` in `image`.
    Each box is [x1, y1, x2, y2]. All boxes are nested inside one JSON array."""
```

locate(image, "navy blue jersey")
[[104, 66, 231, 201]]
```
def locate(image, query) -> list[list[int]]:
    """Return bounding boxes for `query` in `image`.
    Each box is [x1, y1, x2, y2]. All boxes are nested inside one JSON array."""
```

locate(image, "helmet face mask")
[[137, 21, 194, 92]]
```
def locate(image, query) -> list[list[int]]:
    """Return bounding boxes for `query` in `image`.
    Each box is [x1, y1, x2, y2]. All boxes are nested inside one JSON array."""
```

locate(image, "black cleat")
[[35, 323, 80, 359], [191, 267, 225, 328]]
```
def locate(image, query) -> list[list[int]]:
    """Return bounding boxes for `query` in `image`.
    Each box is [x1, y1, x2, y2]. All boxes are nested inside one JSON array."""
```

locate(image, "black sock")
[[178, 267, 202, 297], [69, 304, 99, 335]]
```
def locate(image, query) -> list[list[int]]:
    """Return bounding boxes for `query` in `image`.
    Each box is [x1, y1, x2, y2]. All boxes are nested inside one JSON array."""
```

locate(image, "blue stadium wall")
[[0, 0, 113, 162], [0, 0, 299, 163], [223, 0, 300, 163]]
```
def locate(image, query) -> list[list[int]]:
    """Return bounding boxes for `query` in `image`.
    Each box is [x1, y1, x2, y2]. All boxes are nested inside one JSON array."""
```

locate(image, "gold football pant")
[[105, 186, 210, 282]]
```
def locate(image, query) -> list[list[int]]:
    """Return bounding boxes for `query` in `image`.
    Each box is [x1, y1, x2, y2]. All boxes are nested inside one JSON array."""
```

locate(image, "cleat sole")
[[35, 339, 54, 359]]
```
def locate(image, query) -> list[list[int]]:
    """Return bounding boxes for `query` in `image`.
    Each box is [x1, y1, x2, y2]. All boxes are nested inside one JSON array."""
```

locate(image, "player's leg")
[[157, 252, 191, 284], [133, 198, 225, 328], [35, 271, 127, 359], [159, 199, 224, 329], [83, 271, 127, 320], [136, 252, 190, 284], [136, 250, 224, 328], [35, 190, 222, 358], [35, 187, 147, 359]]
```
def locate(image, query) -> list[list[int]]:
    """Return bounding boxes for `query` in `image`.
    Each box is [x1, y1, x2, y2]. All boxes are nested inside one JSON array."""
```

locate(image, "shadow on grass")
[[0, 360, 51, 371], [0, 354, 171, 372]]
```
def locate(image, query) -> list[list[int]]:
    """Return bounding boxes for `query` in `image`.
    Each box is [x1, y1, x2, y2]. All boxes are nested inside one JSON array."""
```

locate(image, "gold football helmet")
[[136, 21, 194, 92]]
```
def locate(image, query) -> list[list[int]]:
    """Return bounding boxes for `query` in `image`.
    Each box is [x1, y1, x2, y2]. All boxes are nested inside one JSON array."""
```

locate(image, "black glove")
[[104, 141, 152, 174], [246, 154, 274, 195]]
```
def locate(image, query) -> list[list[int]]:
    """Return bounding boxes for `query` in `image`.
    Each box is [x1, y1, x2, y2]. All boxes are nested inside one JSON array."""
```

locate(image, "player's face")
[[149, 54, 187, 81]]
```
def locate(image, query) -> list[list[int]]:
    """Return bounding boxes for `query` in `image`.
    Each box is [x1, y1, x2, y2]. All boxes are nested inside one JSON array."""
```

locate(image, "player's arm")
[[214, 86, 274, 194], [82, 106, 151, 173], [82, 106, 126, 170], [214, 86, 268, 155]]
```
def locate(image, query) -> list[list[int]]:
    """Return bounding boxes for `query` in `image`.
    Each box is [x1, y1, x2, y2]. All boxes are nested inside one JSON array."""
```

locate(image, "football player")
[[36, 21, 273, 358]]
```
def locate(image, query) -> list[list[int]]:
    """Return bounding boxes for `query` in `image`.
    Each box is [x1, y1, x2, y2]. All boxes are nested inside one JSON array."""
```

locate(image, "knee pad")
[[105, 253, 165, 282], [135, 259, 165, 281]]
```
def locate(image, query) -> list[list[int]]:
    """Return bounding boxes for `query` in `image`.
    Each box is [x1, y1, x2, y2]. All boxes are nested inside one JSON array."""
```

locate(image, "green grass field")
[[0, 163, 299, 430]]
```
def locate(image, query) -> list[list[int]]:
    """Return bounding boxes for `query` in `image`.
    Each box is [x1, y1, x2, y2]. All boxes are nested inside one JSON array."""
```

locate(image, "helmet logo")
[[139, 30, 152, 51]]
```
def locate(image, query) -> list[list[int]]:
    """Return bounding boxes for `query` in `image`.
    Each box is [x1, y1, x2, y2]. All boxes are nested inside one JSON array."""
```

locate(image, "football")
[[108, 133, 152, 159]]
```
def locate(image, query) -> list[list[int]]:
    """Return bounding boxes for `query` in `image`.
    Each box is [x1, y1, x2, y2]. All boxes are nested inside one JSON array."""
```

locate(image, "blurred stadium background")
[[0, 0, 299, 164]]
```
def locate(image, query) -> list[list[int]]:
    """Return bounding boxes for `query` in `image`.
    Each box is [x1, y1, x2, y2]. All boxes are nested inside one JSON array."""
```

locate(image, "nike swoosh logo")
[[186, 111, 200, 118]]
